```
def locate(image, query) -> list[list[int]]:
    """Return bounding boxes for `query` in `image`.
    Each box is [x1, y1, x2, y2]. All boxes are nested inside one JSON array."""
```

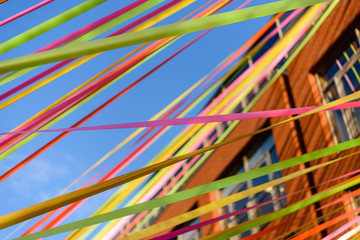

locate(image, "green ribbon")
[[15, 136, 360, 240], [0, 0, 165, 86], [211, 174, 360, 239], [0, 0, 332, 72], [0, 0, 108, 56]]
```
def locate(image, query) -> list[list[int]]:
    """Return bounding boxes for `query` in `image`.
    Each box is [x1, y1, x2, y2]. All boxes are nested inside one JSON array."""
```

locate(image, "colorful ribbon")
[[0, 0, 331, 72]]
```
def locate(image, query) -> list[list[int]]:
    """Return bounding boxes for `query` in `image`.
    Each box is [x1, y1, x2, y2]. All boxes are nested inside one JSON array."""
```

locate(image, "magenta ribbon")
[[34, 0, 150, 53], [2, 101, 360, 136], [0, 0, 150, 102]]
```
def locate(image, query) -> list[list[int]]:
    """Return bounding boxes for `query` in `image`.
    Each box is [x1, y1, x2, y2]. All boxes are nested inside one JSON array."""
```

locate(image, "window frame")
[[315, 28, 360, 142], [221, 134, 286, 239]]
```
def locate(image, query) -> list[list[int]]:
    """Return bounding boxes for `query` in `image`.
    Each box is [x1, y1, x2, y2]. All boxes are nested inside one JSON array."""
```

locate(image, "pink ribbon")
[[0, 0, 55, 27], [2, 101, 360, 136], [322, 215, 360, 240]]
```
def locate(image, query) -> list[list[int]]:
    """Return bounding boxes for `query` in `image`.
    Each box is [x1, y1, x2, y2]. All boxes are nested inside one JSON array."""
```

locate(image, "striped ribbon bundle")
[[2, 0, 360, 240]]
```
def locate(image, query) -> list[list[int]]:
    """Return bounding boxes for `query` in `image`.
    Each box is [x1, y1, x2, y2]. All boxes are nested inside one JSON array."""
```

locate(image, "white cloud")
[[0, 150, 72, 204]]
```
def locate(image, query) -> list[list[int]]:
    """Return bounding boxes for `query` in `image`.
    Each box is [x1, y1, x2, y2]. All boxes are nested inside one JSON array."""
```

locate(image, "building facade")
[[146, 0, 360, 239]]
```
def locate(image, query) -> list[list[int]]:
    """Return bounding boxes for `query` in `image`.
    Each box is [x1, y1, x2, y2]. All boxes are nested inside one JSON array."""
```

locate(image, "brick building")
[[106, 1, 360, 239], [141, 1, 360, 239]]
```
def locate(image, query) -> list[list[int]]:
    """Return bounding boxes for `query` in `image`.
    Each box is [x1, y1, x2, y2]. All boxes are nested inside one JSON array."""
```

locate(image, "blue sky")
[[0, 0, 273, 239]]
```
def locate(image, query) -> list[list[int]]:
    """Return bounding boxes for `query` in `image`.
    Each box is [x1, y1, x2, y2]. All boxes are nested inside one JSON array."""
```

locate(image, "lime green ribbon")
[[0, 0, 165, 86], [0, 0, 332, 72], [0, 0, 108, 56], [14, 135, 360, 240], [206, 174, 360, 239]]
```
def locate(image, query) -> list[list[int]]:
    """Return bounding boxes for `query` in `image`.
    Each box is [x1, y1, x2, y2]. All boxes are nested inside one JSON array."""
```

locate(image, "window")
[[221, 133, 286, 239], [316, 28, 360, 142]]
